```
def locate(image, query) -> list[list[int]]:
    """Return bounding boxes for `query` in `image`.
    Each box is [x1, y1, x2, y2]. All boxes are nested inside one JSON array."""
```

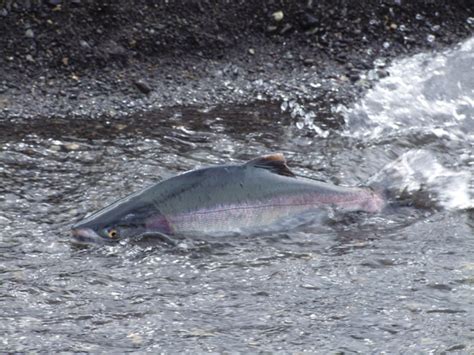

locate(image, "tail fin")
[[368, 150, 472, 210]]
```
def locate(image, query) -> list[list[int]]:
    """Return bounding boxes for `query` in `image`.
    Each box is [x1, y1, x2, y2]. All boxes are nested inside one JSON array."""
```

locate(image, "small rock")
[[101, 40, 126, 56], [25, 54, 34, 62], [266, 25, 278, 33], [127, 332, 143, 345], [79, 40, 91, 49], [339, 74, 349, 82], [272, 11, 284, 22], [25, 29, 34, 38], [300, 12, 318, 30], [303, 58, 315, 66], [134, 79, 152, 94], [349, 73, 360, 82], [1, 8, 8, 16], [248, 48, 255, 55], [335, 54, 347, 64], [280, 23, 293, 35], [64, 143, 80, 151], [62, 57, 69, 66], [445, 345, 466, 352], [376, 69, 389, 79]]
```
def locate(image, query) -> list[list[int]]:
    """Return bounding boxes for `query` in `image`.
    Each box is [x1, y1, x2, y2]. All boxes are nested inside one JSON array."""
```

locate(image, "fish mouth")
[[71, 227, 108, 244]]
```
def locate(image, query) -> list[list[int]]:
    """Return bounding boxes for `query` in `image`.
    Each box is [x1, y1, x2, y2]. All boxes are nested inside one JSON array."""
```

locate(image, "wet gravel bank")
[[0, 1, 472, 120]]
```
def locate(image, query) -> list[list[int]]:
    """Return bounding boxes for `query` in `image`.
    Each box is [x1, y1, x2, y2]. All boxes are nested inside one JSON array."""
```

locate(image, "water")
[[1, 39, 473, 352]]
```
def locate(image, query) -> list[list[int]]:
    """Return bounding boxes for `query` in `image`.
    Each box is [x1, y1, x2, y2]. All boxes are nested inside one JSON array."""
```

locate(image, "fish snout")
[[71, 227, 104, 244]]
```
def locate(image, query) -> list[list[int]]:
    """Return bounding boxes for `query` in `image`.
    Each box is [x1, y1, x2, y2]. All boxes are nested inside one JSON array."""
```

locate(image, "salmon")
[[71, 154, 384, 244]]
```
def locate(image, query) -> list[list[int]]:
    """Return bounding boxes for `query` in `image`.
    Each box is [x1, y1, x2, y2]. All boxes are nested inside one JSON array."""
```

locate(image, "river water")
[[1, 38, 473, 353]]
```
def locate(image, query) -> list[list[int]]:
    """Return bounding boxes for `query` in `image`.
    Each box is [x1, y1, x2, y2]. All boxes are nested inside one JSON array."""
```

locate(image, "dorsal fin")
[[245, 153, 295, 177]]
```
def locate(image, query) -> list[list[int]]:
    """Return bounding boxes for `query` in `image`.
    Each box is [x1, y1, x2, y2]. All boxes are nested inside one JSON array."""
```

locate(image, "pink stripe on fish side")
[[162, 189, 384, 234]]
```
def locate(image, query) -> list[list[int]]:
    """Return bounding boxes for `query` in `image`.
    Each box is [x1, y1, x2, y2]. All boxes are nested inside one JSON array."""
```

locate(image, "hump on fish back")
[[245, 153, 295, 177]]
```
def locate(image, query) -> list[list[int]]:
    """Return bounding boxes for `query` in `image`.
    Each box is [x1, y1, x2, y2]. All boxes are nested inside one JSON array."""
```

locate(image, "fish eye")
[[107, 228, 119, 239]]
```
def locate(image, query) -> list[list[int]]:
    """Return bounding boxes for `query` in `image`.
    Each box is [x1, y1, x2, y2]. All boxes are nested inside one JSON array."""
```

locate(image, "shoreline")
[[1, 1, 472, 120]]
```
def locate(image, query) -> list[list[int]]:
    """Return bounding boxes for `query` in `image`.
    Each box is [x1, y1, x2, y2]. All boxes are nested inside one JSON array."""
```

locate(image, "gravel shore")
[[0, 1, 472, 120]]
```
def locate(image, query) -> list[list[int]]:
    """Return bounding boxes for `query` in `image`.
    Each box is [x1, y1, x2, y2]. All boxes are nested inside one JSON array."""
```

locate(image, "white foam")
[[370, 150, 472, 210], [342, 37, 474, 141]]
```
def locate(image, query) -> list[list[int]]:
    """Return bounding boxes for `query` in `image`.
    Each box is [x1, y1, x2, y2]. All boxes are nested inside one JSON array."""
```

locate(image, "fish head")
[[71, 196, 154, 244], [72, 220, 147, 245]]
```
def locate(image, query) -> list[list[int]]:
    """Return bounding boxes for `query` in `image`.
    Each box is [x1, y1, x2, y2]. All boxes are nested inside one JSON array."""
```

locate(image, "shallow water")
[[1, 39, 473, 352]]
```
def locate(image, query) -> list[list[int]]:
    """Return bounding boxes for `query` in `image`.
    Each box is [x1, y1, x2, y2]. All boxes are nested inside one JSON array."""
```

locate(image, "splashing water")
[[340, 37, 473, 211], [369, 150, 472, 210], [342, 37, 474, 141]]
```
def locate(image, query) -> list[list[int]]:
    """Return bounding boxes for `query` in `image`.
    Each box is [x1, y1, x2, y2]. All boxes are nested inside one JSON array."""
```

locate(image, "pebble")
[[280, 23, 293, 34], [266, 25, 278, 33], [25, 29, 34, 38], [272, 11, 284, 22], [445, 345, 466, 352], [79, 40, 91, 49], [339, 74, 349, 82], [349, 73, 360, 82], [134, 79, 152, 94], [64, 143, 80, 151], [303, 58, 315, 66], [248, 48, 255, 55], [127, 332, 143, 345], [101, 40, 126, 56], [300, 12, 318, 30], [25, 54, 34, 62], [376, 69, 389, 78]]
